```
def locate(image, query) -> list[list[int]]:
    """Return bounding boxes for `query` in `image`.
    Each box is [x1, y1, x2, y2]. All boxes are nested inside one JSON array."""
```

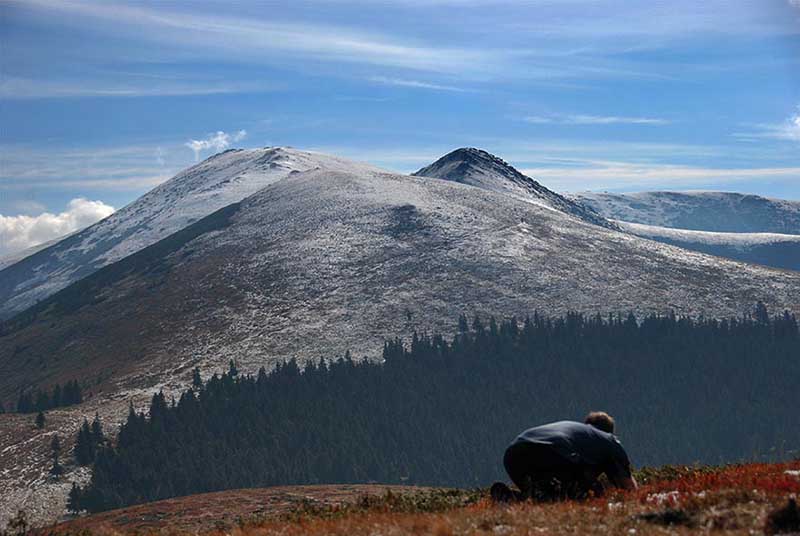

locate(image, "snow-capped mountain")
[[573, 191, 800, 234], [0, 148, 382, 319], [414, 148, 612, 228], [3, 151, 800, 405], [615, 221, 800, 272], [573, 191, 800, 271]]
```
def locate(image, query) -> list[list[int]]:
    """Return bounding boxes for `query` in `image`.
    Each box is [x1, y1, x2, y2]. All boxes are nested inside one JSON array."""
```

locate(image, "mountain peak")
[[0, 146, 385, 319], [413, 147, 523, 185], [413, 148, 613, 228]]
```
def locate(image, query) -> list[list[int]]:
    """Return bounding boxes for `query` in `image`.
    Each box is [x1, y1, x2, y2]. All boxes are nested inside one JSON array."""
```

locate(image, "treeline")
[[16, 380, 83, 413], [69, 308, 800, 513]]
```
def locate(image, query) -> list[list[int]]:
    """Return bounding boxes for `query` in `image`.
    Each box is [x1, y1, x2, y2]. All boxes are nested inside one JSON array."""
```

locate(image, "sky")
[[1, 0, 799, 254]]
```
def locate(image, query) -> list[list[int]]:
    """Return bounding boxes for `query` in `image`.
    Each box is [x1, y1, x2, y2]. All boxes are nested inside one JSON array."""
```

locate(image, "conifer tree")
[[67, 483, 82, 513], [74, 419, 94, 465], [192, 367, 203, 389], [458, 314, 469, 333], [34, 391, 50, 412], [35, 411, 45, 429], [51, 384, 63, 408], [91, 413, 104, 446], [49, 435, 64, 479], [17, 391, 33, 413]]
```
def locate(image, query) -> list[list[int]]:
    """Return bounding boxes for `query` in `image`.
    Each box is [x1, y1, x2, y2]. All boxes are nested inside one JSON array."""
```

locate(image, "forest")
[[68, 307, 800, 513], [15, 380, 83, 413]]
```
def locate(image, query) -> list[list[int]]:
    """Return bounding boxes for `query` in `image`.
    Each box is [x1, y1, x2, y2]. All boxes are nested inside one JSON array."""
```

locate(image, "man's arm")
[[605, 458, 638, 490], [617, 474, 638, 491], [607, 437, 637, 490]]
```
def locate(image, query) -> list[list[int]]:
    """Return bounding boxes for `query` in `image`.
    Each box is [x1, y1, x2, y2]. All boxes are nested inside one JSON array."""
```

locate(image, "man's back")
[[511, 420, 631, 479]]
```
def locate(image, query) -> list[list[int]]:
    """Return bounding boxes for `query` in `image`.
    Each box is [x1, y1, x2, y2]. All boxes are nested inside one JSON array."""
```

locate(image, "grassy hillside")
[[32, 462, 800, 535]]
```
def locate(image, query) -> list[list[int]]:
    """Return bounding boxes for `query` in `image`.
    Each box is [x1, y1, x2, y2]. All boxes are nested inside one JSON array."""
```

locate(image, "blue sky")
[[1, 0, 799, 252]]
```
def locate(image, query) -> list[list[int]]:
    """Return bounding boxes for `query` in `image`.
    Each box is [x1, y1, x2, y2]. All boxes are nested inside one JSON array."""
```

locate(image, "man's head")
[[585, 411, 615, 434]]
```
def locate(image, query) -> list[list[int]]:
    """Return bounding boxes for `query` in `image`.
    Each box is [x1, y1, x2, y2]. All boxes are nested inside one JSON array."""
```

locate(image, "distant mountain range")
[[573, 191, 800, 233], [575, 191, 800, 271]]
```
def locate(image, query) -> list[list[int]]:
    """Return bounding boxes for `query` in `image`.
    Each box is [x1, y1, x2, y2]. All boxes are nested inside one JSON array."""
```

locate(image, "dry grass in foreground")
[[27, 461, 800, 535]]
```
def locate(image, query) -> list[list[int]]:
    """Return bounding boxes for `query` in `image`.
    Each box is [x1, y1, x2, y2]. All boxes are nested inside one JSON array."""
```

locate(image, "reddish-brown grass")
[[40, 461, 800, 535]]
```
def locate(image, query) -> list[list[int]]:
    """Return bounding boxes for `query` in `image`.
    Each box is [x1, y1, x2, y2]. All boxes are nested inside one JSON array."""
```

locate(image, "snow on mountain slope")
[[616, 221, 800, 272], [414, 148, 612, 228], [0, 148, 383, 319], [616, 221, 800, 247], [0, 235, 68, 270], [3, 161, 800, 405], [573, 191, 800, 234]]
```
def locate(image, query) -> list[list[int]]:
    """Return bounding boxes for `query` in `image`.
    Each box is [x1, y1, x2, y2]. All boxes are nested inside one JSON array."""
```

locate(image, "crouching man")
[[492, 411, 637, 502]]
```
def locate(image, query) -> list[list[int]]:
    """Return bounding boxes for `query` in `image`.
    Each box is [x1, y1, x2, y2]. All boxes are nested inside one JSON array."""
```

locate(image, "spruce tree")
[[35, 411, 45, 429], [67, 483, 82, 513], [458, 314, 469, 333], [49, 435, 64, 479], [17, 391, 34, 413], [74, 419, 94, 465], [51, 384, 63, 408], [34, 390, 50, 412], [192, 367, 203, 389], [90, 413, 104, 446]]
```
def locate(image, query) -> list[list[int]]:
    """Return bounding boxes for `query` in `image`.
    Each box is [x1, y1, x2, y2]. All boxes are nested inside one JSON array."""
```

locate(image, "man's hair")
[[585, 411, 615, 434]]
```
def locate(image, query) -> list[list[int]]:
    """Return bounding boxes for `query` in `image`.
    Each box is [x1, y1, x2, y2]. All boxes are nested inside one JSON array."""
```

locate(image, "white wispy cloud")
[[734, 106, 800, 142], [0, 77, 274, 99], [18, 0, 502, 76], [0, 198, 115, 255], [504, 1, 800, 39], [369, 76, 471, 92], [185, 130, 247, 162], [0, 143, 182, 192], [524, 114, 670, 126], [775, 106, 800, 141], [7, 0, 798, 103]]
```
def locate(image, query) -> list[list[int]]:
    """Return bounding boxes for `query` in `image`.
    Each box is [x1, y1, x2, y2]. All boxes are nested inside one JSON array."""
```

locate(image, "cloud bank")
[[0, 198, 115, 256], [185, 130, 247, 161]]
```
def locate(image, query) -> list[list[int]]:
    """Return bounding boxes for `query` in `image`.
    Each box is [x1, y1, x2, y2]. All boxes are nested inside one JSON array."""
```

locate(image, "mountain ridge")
[[573, 191, 800, 271], [574, 191, 800, 234], [0, 147, 383, 319], [414, 148, 612, 228]]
